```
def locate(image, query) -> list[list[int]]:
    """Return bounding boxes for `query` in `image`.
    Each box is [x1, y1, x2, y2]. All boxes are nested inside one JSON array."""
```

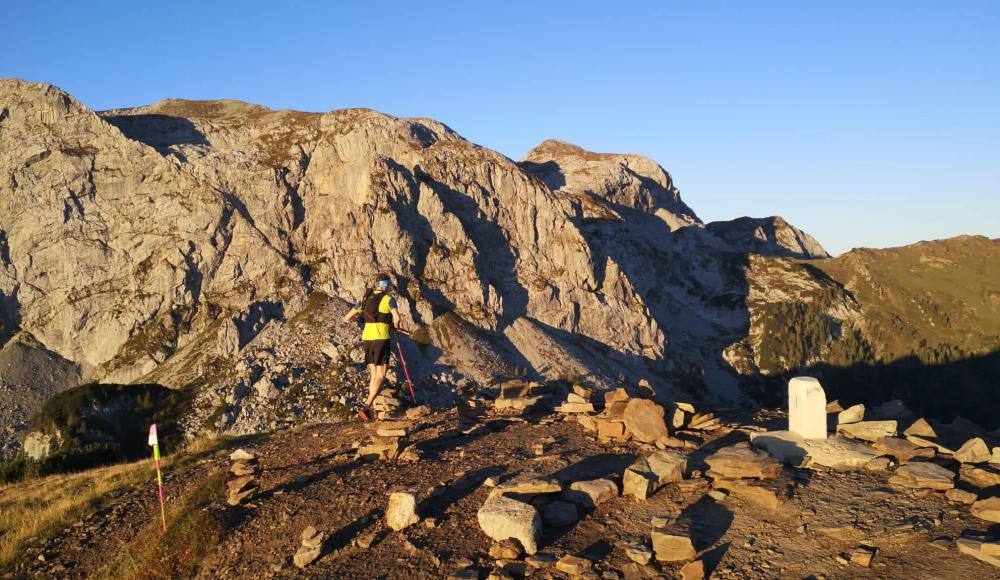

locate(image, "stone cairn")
[[358, 419, 411, 461], [555, 384, 596, 414], [226, 448, 260, 506], [372, 385, 405, 420], [455, 383, 488, 431], [294, 525, 327, 569], [493, 379, 553, 414], [570, 384, 714, 448], [356, 399, 429, 462]]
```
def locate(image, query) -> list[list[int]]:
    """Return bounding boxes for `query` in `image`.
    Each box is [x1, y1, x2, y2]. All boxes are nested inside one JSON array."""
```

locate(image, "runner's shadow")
[[417, 419, 512, 460]]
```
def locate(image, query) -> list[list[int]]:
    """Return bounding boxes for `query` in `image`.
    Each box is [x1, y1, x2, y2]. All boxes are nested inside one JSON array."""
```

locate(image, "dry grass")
[[0, 435, 226, 569], [95, 471, 226, 580]]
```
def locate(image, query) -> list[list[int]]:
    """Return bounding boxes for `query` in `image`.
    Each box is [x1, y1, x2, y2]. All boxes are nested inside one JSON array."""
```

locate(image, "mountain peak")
[[520, 139, 701, 230]]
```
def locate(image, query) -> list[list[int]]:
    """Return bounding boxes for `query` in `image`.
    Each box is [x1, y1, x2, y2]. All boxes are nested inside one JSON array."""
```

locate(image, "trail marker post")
[[148, 424, 167, 531]]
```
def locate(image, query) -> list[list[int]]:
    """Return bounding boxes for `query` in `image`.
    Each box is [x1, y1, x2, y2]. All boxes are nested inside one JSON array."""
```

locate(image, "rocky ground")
[[10, 385, 1000, 579]]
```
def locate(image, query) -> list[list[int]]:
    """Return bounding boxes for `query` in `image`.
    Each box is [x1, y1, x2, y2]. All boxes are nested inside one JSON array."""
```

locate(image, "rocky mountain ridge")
[[1, 78, 999, 459]]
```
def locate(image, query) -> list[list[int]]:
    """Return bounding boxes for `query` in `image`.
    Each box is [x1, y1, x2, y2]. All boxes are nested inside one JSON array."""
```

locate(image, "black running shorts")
[[363, 339, 391, 365]]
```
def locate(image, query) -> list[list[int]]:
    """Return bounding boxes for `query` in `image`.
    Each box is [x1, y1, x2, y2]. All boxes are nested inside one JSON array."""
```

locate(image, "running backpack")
[[361, 291, 392, 325]]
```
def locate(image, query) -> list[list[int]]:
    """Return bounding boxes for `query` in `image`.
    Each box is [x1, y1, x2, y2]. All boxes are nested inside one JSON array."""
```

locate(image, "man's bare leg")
[[364, 363, 389, 408]]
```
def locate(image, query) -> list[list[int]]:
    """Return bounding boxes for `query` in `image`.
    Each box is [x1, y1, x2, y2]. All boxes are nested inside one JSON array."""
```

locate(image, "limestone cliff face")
[[0, 82, 299, 384], [0, 80, 664, 393]]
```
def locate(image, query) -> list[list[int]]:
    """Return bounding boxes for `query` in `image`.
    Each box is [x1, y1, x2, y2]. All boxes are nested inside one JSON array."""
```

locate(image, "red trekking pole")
[[394, 330, 417, 403]]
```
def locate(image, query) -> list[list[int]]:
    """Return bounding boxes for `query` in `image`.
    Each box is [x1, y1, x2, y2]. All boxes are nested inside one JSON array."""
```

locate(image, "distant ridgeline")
[[728, 236, 1000, 429], [0, 77, 998, 462]]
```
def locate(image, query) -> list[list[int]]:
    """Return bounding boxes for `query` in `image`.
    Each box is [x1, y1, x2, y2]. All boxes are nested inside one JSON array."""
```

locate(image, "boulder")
[[564, 479, 618, 509], [954, 437, 991, 464], [541, 500, 578, 527], [230, 448, 258, 461], [623, 399, 668, 443], [960, 464, 1000, 489], [227, 475, 256, 495], [688, 413, 721, 431], [888, 462, 955, 490], [872, 437, 935, 464], [849, 546, 877, 567], [680, 559, 705, 580], [872, 399, 914, 422], [905, 435, 955, 455], [623, 541, 653, 565], [705, 444, 782, 480], [386, 489, 420, 531], [944, 488, 978, 505], [230, 461, 257, 476], [903, 418, 937, 438], [596, 417, 630, 442], [555, 554, 592, 575], [489, 538, 524, 560], [497, 474, 562, 494], [358, 440, 403, 461], [477, 490, 541, 554], [651, 519, 696, 562], [556, 402, 595, 414], [865, 457, 893, 472], [836, 420, 897, 442], [603, 388, 631, 407], [670, 407, 686, 430], [956, 538, 1000, 568], [837, 404, 865, 425], [971, 497, 1000, 523], [623, 451, 686, 500], [714, 477, 794, 512], [788, 377, 827, 440]]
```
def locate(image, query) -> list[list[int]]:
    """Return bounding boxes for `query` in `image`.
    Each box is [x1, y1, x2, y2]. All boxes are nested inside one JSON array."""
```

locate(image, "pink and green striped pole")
[[148, 424, 167, 531]]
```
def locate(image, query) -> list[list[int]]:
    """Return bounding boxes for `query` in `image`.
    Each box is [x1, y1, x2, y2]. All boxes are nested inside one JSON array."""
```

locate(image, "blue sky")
[[3, 1, 998, 255]]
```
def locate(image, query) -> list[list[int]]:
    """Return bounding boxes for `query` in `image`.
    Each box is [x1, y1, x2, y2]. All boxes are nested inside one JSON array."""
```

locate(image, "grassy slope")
[[745, 235, 1000, 425], [0, 437, 226, 570], [813, 235, 1000, 363]]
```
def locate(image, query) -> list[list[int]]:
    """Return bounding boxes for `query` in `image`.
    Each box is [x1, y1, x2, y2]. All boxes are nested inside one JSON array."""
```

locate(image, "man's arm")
[[342, 305, 360, 324], [390, 307, 404, 332]]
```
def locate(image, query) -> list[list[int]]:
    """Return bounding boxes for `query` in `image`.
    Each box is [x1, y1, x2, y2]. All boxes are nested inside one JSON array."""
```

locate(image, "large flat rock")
[[750, 431, 877, 470], [889, 462, 956, 490], [836, 420, 898, 442], [705, 443, 782, 480]]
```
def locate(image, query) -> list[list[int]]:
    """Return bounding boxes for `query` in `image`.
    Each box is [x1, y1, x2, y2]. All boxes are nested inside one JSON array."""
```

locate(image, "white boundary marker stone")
[[788, 377, 827, 440]]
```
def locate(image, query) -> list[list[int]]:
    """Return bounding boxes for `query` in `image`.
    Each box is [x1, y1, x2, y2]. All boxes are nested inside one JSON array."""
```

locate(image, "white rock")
[[788, 377, 827, 440], [386, 489, 420, 531], [563, 479, 618, 509], [477, 490, 541, 554]]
